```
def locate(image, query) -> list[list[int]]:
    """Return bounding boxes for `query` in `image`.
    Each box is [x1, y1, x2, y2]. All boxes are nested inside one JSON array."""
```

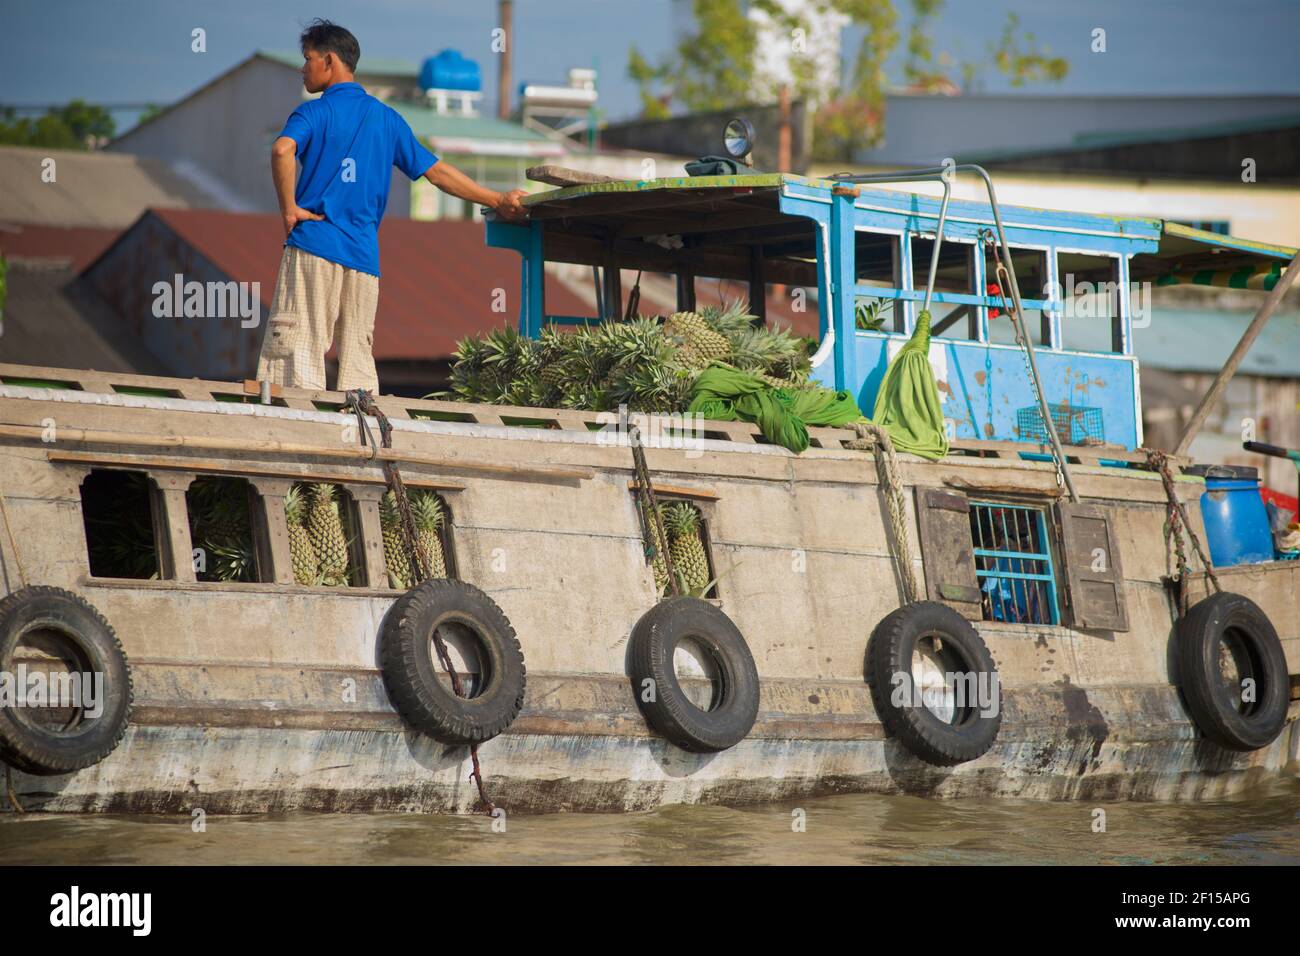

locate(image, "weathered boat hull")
[[1, 369, 1297, 813]]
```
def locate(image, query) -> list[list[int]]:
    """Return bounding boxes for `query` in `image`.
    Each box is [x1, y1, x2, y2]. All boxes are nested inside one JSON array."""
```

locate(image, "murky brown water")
[[3, 777, 1298, 865]]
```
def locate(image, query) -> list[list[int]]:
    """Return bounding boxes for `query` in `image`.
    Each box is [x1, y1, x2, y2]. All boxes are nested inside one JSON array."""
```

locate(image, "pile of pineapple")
[[644, 500, 713, 597], [379, 489, 448, 589], [189, 476, 256, 583], [282, 483, 354, 587], [445, 301, 814, 412]]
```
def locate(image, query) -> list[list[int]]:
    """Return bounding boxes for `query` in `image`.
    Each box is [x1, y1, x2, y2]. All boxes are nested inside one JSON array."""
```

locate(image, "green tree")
[[628, 1, 1069, 162], [0, 99, 115, 149]]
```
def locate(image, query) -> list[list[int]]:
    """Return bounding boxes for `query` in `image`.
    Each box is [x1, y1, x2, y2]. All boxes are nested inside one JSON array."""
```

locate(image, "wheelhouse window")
[[969, 501, 1059, 625], [911, 237, 981, 341], [983, 245, 1054, 347]]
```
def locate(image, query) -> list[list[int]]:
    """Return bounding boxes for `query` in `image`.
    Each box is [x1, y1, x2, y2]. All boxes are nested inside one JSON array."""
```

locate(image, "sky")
[[2, 0, 1298, 134]]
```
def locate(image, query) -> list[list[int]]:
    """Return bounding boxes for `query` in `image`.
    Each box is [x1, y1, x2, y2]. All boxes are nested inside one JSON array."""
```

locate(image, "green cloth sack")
[[869, 309, 949, 460], [688, 364, 866, 454]]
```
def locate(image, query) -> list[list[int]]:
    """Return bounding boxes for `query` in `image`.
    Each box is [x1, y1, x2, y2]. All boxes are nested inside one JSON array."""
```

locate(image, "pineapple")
[[379, 492, 410, 589], [210, 539, 255, 582], [307, 483, 350, 587], [284, 484, 319, 586], [664, 502, 711, 593], [642, 501, 670, 596], [410, 491, 448, 580], [664, 311, 730, 368]]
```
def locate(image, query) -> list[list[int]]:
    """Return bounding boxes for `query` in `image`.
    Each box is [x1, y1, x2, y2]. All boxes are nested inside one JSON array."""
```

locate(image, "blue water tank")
[[1191, 465, 1274, 567], [419, 50, 481, 92]]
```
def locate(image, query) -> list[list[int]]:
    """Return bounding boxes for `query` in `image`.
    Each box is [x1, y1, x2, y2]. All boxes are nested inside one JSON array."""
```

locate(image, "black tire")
[[1177, 592, 1289, 752], [629, 596, 760, 753], [865, 601, 1002, 766], [378, 579, 526, 746], [0, 586, 132, 776]]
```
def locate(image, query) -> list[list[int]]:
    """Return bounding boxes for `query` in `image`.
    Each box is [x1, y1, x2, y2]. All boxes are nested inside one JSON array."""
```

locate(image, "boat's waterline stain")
[[3, 778, 1297, 866]]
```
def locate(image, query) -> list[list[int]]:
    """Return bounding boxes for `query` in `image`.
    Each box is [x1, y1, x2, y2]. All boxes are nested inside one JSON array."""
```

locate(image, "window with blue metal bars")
[[969, 502, 1060, 625]]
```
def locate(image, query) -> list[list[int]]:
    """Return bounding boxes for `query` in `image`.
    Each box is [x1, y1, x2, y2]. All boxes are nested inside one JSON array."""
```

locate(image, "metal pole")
[[1173, 251, 1300, 458], [832, 164, 1080, 501]]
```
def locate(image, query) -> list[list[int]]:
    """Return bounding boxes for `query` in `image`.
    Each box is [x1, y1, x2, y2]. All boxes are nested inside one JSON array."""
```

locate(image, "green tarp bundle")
[[686, 310, 949, 459], [869, 309, 949, 460], [688, 366, 866, 454]]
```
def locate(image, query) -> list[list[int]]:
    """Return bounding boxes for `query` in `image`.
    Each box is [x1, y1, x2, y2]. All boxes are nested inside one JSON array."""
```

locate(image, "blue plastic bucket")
[[1199, 471, 1273, 567]]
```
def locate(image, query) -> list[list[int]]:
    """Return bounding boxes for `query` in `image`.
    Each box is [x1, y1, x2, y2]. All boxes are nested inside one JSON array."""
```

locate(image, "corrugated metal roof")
[[0, 145, 219, 228], [97, 209, 593, 361]]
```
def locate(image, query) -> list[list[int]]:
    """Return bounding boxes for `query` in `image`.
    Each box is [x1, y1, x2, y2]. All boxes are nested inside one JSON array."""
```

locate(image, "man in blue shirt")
[[256, 19, 527, 394]]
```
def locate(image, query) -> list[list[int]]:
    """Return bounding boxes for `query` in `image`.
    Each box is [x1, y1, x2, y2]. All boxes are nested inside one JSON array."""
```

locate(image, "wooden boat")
[[0, 157, 1296, 814]]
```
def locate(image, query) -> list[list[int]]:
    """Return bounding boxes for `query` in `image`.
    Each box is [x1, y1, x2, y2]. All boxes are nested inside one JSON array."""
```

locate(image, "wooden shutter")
[[1055, 502, 1129, 632], [914, 488, 982, 620]]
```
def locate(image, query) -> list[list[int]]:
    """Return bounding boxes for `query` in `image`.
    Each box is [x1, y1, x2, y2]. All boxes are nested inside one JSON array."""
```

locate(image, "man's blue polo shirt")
[[279, 82, 438, 277]]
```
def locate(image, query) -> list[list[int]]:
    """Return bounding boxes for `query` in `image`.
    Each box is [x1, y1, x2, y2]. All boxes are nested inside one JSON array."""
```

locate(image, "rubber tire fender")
[[865, 601, 1002, 767], [1176, 592, 1288, 752], [629, 596, 760, 753], [379, 579, 526, 746], [0, 586, 133, 776]]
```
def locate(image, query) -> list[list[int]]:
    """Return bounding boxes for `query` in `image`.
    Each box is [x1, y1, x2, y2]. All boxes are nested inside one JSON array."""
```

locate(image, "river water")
[[4, 777, 1297, 865]]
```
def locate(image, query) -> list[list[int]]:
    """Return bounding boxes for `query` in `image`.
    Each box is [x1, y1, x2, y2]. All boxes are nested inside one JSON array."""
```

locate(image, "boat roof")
[[521, 172, 1295, 288]]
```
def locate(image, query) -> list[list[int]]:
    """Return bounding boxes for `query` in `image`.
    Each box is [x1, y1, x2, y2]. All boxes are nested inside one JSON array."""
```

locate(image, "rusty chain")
[[628, 413, 680, 598], [345, 389, 495, 814], [1146, 448, 1220, 618]]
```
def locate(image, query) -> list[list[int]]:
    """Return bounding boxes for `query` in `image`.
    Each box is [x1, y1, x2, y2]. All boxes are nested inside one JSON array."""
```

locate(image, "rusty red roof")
[[0, 223, 122, 273]]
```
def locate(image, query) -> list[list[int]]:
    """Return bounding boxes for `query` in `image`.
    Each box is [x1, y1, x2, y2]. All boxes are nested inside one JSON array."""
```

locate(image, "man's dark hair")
[[300, 19, 359, 72]]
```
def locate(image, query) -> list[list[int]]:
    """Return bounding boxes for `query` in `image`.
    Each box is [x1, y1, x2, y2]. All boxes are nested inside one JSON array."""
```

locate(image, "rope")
[[628, 419, 680, 597], [848, 421, 920, 605], [5, 764, 25, 814], [345, 389, 496, 814], [1146, 448, 1220, 617], [0, 487, 28, 589]]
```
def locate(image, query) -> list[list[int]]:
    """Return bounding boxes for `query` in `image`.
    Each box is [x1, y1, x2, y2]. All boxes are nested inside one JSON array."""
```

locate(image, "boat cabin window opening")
[[647, 496, 719, 600], [288, 482, 364, 588], [853, 232, 906, 333], [910, 237, 982, 341], [186, 476, 261, 584], [969, 502, 1060, 626], [81, 469, 161, 580], [380, 489, 456, 588], [1056, 252, 1127, 355], [983, 246, 1054, 348]]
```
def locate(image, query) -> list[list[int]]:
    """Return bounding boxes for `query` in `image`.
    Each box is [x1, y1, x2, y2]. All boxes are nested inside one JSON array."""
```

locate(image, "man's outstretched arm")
[[423, 160, 528, 221], [271, 136, 325, 237]]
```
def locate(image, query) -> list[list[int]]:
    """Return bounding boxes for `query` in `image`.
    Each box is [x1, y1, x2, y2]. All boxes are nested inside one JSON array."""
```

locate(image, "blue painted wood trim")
[[523, 220, 545, 337], [852, 285, 1060, 313], [830, 191, 857, 391]]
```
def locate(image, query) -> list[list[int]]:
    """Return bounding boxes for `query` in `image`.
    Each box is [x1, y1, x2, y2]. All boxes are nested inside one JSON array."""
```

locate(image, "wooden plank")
[[626, 481, 720, 501], [0, 424, 593, 482], [46, 451, 469, 490], [526, 165, 618, 187], [1055, 502, 1130, 632], [914, 488, 982, 619]]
